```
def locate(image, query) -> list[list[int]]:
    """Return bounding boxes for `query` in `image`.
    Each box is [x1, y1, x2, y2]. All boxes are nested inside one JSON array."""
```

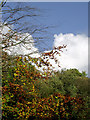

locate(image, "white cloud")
[[7, 33, 40, 58], [2, 25, 10, 35], [52, 33, 88, 73], [37, 32, 88, 74], [2, 25, 88, 74], [2, 25, 40, 58]]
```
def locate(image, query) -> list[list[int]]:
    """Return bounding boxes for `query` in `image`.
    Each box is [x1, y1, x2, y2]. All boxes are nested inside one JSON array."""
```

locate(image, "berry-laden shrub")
[[2, 56, 49, 120], [2, 82, 37, 120], [2, 85, 87, 120], [2, 55, 88, 120], [27, 93, 87, 120], [2, 56, 39, 119]]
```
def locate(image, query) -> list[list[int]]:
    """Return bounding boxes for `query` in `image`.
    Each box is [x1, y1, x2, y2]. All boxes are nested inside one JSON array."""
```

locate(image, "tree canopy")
[[1, 1, 89, 120]]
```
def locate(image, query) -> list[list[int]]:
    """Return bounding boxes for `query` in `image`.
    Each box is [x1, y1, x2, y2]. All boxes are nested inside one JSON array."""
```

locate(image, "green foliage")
[[2, 85, 87, 120], [2, 53, 88, 120], [35, 69, 88, 98]]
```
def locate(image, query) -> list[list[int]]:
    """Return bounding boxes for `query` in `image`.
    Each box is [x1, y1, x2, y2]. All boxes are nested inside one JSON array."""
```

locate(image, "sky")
[[2, 2, 88, 76], [32, 2, 88, 35], [30, 2, 88, 49], [2, 2, 88, 50]]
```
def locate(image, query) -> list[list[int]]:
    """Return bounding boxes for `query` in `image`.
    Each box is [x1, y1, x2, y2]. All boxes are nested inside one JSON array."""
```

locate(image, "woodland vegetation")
[[1, 51, 89, 120], [1, 1, 89, 120]]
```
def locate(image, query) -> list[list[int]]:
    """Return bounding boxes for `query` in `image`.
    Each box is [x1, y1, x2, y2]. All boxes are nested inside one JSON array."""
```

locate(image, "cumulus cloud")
[[2, 25, 88, 74], [52, 33, 88, 73], [2, 25, 40, 58], [6, 32, 40, 58]]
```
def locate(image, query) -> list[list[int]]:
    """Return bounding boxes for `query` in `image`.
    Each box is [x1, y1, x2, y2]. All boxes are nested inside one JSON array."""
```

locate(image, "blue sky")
[[2, 2, 88, 75], [2, 2, 88, 51], [32, 2, 88, 35], [30, 2, 88, 50], [2, 2, 88, 49]]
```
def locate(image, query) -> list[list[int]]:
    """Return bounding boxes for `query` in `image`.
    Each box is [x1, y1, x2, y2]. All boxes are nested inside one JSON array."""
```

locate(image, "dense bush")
[[35, 69, 88, 98], [2, 84, 88, 120], [2, 54, 89, 120]]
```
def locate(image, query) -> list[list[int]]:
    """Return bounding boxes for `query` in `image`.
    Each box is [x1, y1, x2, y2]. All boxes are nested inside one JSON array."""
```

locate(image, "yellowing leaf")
[[23, 83, 26, 85], [14, 73, 18, 76], [61, 103, 63, 106]]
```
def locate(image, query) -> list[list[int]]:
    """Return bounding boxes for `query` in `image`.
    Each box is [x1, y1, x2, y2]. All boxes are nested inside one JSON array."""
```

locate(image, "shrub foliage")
[[2, 52, 89, 120]]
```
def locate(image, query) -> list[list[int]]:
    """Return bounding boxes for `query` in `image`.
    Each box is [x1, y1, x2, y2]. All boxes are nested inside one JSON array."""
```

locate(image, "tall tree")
[[1, 1, 67, 75], [1, 1, 50, 56]]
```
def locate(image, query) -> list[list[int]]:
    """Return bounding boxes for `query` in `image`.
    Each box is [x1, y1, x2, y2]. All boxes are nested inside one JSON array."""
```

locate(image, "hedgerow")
[[2, 54, 88, 120]]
